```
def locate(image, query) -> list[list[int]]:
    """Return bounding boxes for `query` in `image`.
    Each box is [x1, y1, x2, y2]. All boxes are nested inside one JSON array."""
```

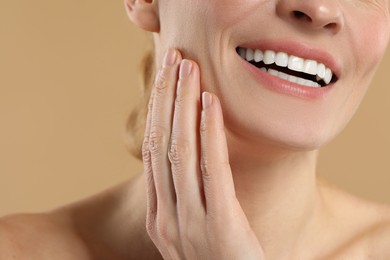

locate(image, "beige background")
[[1, 1, 389, 216]]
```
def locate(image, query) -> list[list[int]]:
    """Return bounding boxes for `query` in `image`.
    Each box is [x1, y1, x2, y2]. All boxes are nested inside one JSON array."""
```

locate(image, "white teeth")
[[275, 52, 288, 67], [263, 50, 276, 65], [254, 49, 263, 62], [238, 48, 246, 59], [303, 60, 318, 75], [324, 68, 332, 84], [238, 47, 335, 86], [260, 67, 320, 88], [277, 71, 289, 80], [297, 78, 306, 86], [317, 63, 326, 78], [246, 48, 254, 61], [310, 81, 320, 88], [268, 68, 278, 76], [288, 74, 298, 84], [299, 78, 320, 88], [288, 55, 304, 72]]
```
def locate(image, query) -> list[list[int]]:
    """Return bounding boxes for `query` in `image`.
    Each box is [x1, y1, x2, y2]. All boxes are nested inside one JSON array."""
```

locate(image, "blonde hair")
[[125, 45, 155, 160]]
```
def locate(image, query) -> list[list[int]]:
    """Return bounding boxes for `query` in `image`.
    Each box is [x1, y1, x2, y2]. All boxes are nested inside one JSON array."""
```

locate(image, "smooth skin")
[[2, 0, 390, 259], [1, 49, 390, 259]]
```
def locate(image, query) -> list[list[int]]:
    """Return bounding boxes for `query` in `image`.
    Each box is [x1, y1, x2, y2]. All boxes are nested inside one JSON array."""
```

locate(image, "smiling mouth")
[[236, 47, 338, 88]]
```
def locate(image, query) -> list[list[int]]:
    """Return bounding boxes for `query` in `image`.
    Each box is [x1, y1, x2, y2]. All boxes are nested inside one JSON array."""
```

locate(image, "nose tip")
[[277, 0, 344, 34]]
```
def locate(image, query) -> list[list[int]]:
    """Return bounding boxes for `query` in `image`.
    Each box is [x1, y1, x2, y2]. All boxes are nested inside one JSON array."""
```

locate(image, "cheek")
[[160, 1, 208, 49], [348, 11, 390, 80], [336, 11, 390, 132], [313, 7, 387, 129], [207, 0, 270, 28]]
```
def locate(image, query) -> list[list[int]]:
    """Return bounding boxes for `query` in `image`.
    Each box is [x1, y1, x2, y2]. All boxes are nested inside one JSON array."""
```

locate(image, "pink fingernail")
[[202, 92, 213, 109], [179, 60, 193, 78], [163, 48, 177, 67]]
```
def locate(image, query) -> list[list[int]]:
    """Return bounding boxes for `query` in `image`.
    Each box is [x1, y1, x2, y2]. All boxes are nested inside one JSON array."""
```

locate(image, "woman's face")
[[157, 0, 390, 152]]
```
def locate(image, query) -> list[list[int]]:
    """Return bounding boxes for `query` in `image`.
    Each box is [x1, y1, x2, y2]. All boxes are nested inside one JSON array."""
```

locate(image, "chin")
[[225, 113, 340, 155], [275, 132, 332, 152]]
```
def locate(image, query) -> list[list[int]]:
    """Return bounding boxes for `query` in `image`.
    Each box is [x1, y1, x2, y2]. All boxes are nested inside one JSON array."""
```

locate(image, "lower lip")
[[239, 56, 335, 100]]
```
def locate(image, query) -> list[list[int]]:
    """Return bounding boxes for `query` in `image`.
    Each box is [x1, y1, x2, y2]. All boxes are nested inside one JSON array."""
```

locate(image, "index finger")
[[148, 48, 182, 210]]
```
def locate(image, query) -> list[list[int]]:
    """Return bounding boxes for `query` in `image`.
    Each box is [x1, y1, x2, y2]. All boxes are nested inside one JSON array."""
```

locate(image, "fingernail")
[[202, 92, 213, 109], [163, 48, 177, 67], [179, 60, 193, 78]]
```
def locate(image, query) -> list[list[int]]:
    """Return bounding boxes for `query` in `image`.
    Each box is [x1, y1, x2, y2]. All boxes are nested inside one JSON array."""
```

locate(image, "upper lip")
[[237, 39, 341, 80]]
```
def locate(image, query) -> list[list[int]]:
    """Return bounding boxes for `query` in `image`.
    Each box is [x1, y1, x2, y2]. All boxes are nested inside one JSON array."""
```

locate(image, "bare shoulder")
[[0, 175, 152, 260], [317, 178, 390, 257], [0, 212, 91, 259], [367, 207, 390, 257], [335, 207, 390, 258]]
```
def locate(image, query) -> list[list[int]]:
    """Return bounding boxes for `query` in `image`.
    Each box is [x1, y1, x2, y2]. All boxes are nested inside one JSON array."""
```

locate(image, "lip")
[[237, 40, 340, 100]]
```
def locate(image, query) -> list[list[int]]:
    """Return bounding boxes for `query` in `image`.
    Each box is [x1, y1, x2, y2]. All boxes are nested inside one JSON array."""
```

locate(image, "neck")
[[71, 140, 328, 259], [227, 132, 327, 257]]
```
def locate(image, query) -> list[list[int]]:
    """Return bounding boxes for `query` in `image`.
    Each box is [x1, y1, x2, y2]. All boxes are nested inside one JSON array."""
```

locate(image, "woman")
[[1, 0, 390, 259]]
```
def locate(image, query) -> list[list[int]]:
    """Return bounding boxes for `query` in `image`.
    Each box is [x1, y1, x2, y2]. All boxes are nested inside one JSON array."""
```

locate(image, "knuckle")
[[156, 219, 177, 245], [147, 91, 155, 110], [200, 158, 211, 178], [200, 116, 207, 133], [174, 94, 185, 105], [168, 139, 192, 170], [142, 138, 151, 162], [149, 126, 169, 155], [201, 158, 230, 178], [174, 82, 186, 104], [154, 69, 170, 94], [174, 79, 194, 106]]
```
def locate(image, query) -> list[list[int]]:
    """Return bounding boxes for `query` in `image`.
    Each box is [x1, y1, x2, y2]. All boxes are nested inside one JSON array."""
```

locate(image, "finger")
[[149, 48, 182, 213], [199, 92, 236, 215], [143, 91, 157, 223], [169, 60, 205, 221]]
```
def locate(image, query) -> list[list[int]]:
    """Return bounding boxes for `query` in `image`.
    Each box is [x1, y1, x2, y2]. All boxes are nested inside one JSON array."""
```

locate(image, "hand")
[[142, 48, 265, 260]]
